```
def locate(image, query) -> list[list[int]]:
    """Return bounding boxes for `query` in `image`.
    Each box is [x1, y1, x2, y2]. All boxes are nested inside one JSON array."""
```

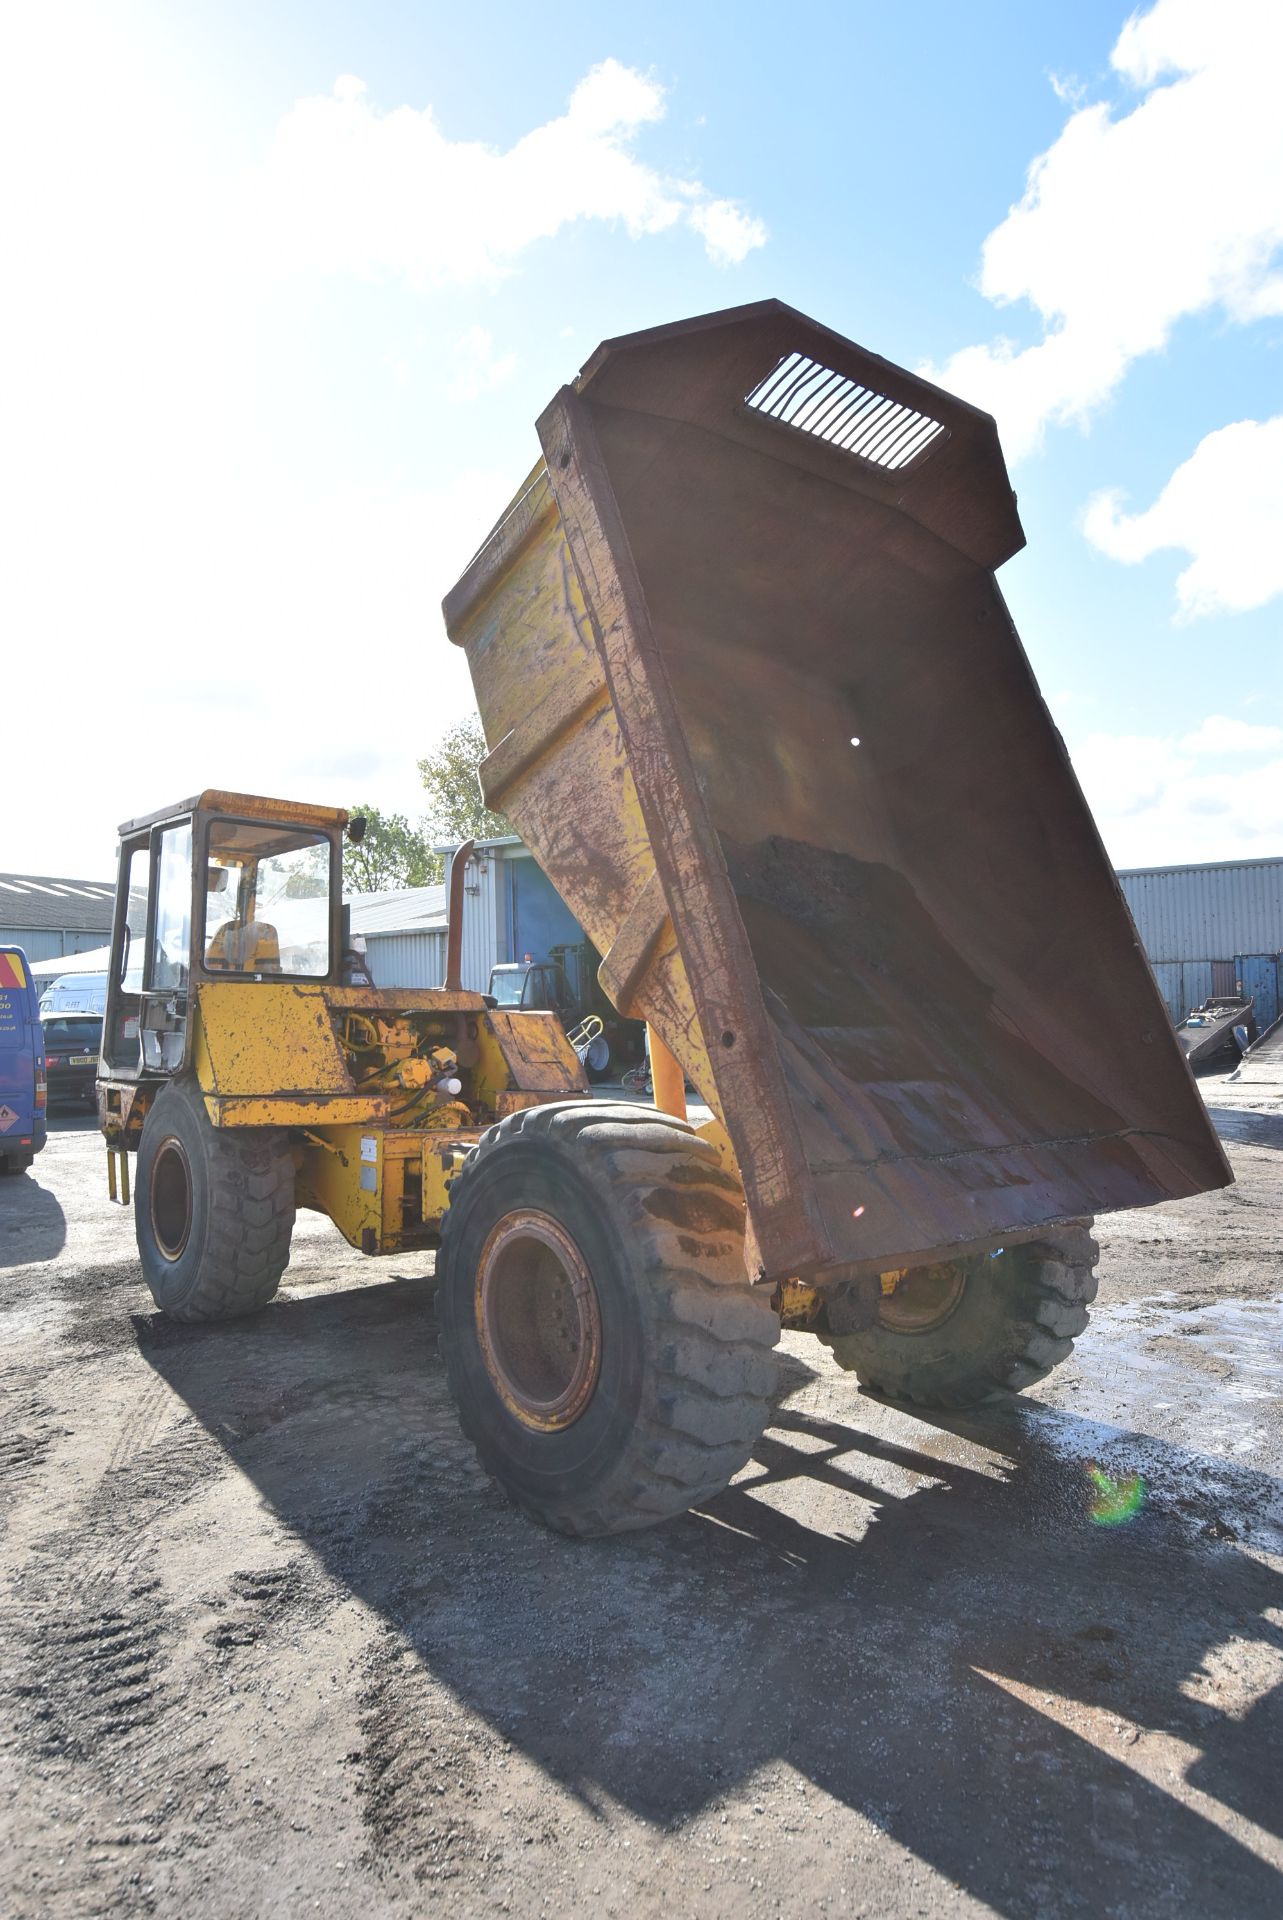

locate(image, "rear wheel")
[[135, 1079, 295, 1321], [437, 1101, 779, 1536], [818, 1222, 1098, 1409], [1, 1151, 34, 1175]]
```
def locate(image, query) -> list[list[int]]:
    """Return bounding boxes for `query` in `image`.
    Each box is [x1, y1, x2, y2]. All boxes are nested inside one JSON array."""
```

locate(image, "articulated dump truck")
[[100, 300, 1229, 1539]]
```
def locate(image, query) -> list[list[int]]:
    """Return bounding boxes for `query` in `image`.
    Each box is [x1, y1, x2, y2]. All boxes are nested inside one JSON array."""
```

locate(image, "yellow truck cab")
[[99, 789, 587, 1313]]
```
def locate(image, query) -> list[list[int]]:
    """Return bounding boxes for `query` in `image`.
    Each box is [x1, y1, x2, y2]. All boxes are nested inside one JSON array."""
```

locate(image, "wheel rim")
[[877, 1261, 967, 1334], [150, 1137, 194, 1262], [475, 1209, 602, 1431]]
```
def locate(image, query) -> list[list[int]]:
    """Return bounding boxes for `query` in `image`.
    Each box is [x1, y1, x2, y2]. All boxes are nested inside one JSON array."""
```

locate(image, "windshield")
[[489, 967, 526, 1008], [204, 821, 333, 977], [43, 973, 111, 999], [43, 1018, 102, 1048]]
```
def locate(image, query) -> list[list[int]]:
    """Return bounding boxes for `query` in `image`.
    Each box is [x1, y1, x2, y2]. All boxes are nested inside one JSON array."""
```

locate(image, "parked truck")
[[98, 300, 1228, 1537]]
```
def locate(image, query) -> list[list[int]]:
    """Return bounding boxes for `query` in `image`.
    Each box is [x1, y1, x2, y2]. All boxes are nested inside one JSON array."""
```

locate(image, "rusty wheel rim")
[[877, 1261, 967, 1335], [475, 1209, 602, 1431], [151, 1137, 193, 1262]]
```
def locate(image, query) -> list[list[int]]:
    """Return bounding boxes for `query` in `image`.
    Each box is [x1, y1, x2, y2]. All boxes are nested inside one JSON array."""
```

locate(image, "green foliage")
[[342, 806, 441, 894], [417, 715, 512, 844], [344, 717, 510, 899]]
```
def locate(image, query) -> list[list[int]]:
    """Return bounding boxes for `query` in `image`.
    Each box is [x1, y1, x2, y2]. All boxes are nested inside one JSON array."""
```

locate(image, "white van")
[[38, 971, 109, 1017]]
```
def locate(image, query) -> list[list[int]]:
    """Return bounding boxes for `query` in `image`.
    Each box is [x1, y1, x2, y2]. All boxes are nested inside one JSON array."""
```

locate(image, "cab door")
[[104, 819, 193, 1078], [139, 818, 193, 1072]]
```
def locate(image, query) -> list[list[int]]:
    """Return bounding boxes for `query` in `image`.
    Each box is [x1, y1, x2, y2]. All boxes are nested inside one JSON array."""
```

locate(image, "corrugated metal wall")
[[364, 929, 448, 989], [1118, 859, 1283, 961], [0, 927, 112, 964], [1150, 961, 1215, 1026], [356, 854, 506, 995], [455, 847, 501, 993]]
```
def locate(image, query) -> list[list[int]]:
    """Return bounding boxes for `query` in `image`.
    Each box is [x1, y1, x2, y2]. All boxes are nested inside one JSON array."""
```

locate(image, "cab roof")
[[117, 790, 349, 837]]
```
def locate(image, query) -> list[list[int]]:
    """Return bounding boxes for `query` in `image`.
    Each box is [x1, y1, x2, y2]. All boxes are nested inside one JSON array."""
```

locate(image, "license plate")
[[71, 1055, 96, 1066]]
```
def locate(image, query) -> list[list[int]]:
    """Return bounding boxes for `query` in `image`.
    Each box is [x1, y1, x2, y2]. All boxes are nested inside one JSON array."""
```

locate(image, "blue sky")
[[3, 0, 1279, 876]]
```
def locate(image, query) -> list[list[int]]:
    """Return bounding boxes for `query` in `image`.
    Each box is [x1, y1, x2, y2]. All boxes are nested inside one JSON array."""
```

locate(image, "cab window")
[[203, 822, 331, 978], [150, 821, 192, 991], [489, 968, 525, 1008], [105, 840, 148, 1069]]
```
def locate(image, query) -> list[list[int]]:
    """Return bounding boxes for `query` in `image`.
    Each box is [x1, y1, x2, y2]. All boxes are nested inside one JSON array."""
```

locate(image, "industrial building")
[[10, 850, 1280, 1041], [0, 871, 115, 963], [1117, 855, 1283, 1032], [19, 840, 582, 1004], [353, 838, 584, 994]]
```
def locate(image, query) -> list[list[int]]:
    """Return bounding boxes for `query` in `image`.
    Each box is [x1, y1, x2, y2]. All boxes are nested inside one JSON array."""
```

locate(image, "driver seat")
[[206, 920, 281, 972]]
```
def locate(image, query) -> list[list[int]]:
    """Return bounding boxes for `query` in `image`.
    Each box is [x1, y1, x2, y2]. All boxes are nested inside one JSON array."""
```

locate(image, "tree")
[[417, 715, 512, 846], [342, 806, 440, 894]]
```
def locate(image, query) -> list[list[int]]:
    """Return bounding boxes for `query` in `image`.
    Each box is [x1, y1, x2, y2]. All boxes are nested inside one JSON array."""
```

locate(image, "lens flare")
[[1088, 1464, 1146, 1527]]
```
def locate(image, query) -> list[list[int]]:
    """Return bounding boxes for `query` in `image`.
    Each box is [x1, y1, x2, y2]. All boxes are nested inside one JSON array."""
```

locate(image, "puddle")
[[1021, 1293, 1283, 1553]]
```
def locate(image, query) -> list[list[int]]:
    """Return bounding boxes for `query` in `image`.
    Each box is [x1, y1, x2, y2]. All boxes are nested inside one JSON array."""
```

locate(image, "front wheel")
[[135, 1079, 295, 1321], [437, 1101, 779, 1536], [818, 1222, 1099, 1409]]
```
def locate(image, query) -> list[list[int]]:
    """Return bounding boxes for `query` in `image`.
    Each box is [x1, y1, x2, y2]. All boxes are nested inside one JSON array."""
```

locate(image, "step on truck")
[[100, 300, 1229, 1537]]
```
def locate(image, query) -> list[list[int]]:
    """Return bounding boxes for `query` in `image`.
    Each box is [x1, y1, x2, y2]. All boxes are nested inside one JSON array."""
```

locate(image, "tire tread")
[[438, 1099, 778, 1536]]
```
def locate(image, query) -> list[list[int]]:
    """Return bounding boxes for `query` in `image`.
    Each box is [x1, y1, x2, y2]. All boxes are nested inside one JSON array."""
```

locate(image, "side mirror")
[[348, 816, 367, 846]]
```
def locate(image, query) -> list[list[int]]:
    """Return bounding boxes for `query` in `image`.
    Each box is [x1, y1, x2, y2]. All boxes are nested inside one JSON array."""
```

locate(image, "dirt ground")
[[2, 1070, 1281, 1919]]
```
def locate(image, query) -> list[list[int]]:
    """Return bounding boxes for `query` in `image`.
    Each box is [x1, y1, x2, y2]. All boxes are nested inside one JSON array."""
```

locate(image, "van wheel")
[[2, 1152, 34, 1176], [135, 1079, 295, 1321], [818, 1223, 1099, 1408], [437, 1101, 779, 1536]]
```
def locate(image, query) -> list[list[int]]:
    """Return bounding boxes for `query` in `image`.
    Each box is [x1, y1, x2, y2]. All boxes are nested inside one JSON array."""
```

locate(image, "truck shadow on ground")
[[0, 1167, 66, 1268], [135, 1275, 1283, 1916], [1205, 1107, 1283, 1150]]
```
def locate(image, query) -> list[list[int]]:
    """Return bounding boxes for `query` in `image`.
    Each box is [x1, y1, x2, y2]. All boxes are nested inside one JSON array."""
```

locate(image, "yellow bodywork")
[[108, 976, 588, 1255], [452, 471, 720, 1118], [98, 783, 593, 1258]]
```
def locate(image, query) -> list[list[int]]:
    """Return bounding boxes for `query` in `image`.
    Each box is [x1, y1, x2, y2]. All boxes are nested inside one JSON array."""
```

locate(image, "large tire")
[[135, 1078, 295, 1322], [2, 1151, 34, 1175], [818, 1221, 1099, 1409], [437, 1100, 779, 1537]]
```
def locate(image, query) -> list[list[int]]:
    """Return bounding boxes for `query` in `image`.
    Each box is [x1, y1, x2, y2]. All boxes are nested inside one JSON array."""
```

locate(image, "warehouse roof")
[[0, 872, 115, 934], [1115, 853, 1282, 878], [347, 884, 448, 937]]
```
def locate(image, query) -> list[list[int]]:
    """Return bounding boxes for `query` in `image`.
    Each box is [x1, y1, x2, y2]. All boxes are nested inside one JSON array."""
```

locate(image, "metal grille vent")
[[745, 352, 947, 472]]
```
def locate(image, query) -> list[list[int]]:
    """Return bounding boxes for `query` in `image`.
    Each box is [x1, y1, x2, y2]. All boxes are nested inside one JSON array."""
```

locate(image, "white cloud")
[[1084, 414, 1283, 618], [688, 198, 769, 267], [255, 60, 765, 285], [1181, 715, 1283, 754], [923, 0, 1283, 457], [448, 326, 518, 402], [1071, 724, 1283, 865], [1048, 72, 1088, 109], [0, 16, 768, 874]]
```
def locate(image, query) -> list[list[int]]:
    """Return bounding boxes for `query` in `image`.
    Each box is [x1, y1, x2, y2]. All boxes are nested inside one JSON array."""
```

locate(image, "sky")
[[2, 0, 1280, 880]]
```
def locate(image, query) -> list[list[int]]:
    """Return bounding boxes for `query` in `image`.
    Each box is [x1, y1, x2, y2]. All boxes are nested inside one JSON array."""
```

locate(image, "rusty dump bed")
[[444, 299, 1229, 1288]]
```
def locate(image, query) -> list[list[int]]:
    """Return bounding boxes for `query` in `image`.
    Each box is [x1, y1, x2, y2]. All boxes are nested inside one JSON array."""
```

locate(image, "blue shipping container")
[[1236, 954, 1281, 1033]]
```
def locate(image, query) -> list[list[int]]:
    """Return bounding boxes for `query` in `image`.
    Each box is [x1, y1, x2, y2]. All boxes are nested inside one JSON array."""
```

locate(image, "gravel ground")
[[2, 1070, 1281, 1919]]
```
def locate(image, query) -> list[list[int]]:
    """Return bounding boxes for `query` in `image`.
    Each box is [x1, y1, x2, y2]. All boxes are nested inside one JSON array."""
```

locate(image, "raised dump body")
[[445, 300, 1229, 1295]]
